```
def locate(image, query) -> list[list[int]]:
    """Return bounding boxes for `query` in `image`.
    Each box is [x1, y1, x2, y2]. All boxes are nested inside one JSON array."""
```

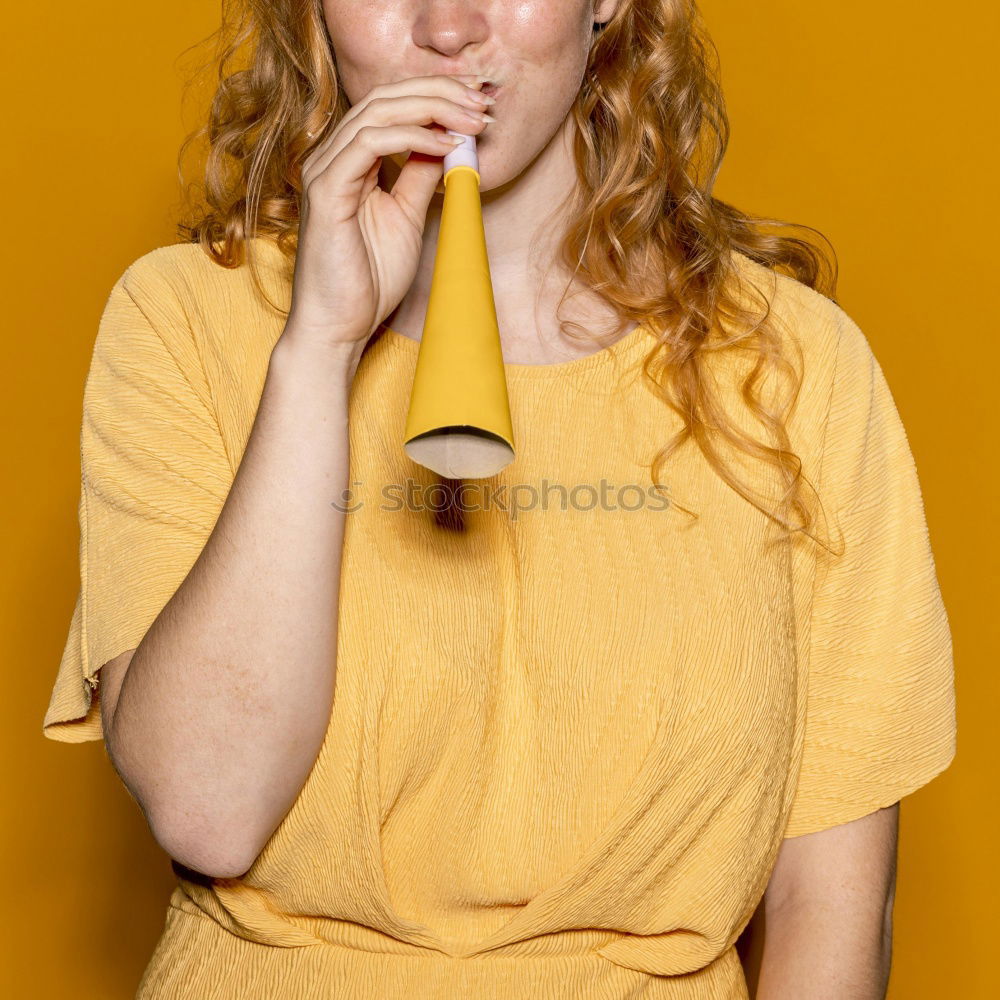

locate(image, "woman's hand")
[[284, 73, 492, 354]]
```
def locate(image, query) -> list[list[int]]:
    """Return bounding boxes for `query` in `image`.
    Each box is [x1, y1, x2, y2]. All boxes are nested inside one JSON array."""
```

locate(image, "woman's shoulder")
[[105, 237, 290, 358], [728, 248, 880, 398], [730, 249, 844, 354], [119, 237, 288, 304], [717, 250, 900, 490]]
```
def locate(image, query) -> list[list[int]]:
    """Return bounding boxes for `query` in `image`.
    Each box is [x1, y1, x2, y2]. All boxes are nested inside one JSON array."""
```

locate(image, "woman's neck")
[[378, 115, 611, 363]]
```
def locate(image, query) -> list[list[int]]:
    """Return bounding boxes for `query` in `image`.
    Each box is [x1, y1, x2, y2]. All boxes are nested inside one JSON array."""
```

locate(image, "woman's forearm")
[[107, 330, 364, 878], [754, 899, 892, 1000]]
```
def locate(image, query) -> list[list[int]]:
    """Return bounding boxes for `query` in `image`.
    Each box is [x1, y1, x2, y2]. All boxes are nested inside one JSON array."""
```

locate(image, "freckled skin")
[[319, 1, 627, 361], [321, 1, 607, 193]]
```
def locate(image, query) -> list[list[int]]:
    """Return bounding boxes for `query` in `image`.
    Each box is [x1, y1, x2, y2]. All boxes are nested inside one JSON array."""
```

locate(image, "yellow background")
[[5, 1, 993, 995]]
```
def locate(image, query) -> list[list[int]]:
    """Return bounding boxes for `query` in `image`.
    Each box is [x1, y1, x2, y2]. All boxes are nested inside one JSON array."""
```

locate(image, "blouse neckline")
[[378, 320, 652, 380]]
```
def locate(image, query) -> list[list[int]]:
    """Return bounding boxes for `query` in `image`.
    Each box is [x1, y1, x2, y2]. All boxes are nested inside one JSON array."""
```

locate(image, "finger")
[[310, 95, 485, 180], [306, 124, 464, 216], [304, 76, 487, 179], [388, 141, 449, 220], [359, 158, 381, 203]]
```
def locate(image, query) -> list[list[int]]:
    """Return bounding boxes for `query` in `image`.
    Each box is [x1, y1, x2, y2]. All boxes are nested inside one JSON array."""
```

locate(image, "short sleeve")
[[43, 260, 234, 743], [783, 315, 957, 837]]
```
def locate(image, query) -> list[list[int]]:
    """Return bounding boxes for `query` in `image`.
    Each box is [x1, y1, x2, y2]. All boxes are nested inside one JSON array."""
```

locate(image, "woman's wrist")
[[272, 322, 367, 388]]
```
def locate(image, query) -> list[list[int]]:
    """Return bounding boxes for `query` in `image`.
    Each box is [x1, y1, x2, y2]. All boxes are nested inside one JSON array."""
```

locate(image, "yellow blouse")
[[43, 239, 956, 999]]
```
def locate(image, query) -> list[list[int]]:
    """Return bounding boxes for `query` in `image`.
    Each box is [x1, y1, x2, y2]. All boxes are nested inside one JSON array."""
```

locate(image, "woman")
[[43, 2, 956, 998]]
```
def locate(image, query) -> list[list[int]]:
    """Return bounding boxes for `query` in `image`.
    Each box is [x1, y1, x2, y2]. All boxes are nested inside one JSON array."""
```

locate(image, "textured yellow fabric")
[[43, 240, 956, 999]]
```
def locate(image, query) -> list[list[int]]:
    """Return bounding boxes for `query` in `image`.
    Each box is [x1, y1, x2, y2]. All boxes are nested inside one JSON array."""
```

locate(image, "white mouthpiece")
[[442, 131, 479, 174]]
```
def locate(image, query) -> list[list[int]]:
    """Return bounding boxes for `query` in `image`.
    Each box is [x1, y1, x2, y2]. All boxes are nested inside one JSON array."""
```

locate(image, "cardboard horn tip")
[[404, 426, 515, 479]]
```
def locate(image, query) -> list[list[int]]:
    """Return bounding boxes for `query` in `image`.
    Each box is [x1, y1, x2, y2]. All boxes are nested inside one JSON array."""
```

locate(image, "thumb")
[[390, 136, 450, 221]]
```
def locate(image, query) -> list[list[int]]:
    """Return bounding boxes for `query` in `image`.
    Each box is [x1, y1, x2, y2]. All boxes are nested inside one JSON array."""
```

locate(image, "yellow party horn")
[[401, 130, 515, 479]]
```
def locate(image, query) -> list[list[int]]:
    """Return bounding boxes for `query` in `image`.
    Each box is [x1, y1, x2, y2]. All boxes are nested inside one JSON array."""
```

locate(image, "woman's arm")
[[103, 330, 366, 879], [754, 804, 898, 1000]]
